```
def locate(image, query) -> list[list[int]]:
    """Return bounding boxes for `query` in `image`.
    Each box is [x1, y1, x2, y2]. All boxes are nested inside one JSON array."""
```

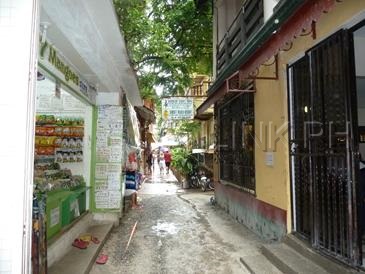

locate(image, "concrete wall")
[[213, 0, 365, 239], [215, 183, 287, 240]]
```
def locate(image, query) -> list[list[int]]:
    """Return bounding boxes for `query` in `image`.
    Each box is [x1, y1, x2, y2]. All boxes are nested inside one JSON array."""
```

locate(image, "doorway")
[[288, 29, 360, 265]]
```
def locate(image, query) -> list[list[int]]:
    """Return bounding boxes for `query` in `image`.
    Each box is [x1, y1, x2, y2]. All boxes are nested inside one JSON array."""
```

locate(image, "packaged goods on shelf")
[[34, 164, 86, 192], [34, 115, 84, 161]]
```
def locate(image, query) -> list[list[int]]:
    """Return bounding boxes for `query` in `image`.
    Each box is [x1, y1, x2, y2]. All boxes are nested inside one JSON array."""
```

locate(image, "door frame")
[[287, 27, 361, 266]]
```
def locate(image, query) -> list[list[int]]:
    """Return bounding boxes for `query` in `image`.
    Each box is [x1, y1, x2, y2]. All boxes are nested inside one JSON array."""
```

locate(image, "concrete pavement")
[[90, 168, 279, 274]]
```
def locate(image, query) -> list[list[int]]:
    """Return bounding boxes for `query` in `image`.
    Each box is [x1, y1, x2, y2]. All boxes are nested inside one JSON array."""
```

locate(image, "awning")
[[197, 0, 336, 115], [135, 105, 155, 123], [41, 0, 143, 106], [194, 111, 213, 120]]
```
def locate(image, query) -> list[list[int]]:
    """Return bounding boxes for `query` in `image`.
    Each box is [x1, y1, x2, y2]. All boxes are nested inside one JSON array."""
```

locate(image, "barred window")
[[218, 93, 255, 193]]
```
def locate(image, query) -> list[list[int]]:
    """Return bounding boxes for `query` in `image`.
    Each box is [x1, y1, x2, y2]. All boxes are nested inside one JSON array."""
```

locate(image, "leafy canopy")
[[113, 0, 212, 98]]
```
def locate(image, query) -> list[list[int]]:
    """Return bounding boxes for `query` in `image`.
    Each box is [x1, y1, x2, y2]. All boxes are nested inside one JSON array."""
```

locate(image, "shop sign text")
[[40, 41, 79, 86]]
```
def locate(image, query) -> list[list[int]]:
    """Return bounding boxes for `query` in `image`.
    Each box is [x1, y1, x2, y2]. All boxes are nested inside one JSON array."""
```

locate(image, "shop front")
[[32, 40, 96, 271], [31, 1, 143, 271], [0, 1, 142, 272]]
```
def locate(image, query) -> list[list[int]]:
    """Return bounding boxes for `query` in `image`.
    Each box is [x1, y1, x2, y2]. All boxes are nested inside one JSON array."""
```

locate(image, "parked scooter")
[[189, 170, 200, 188], [199, 170, 214, 192], [189, 170, 214, 191]]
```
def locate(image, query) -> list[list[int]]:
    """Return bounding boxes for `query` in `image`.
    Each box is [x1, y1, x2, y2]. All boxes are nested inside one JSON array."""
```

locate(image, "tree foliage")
[[113, 0, 212, 97], [173, 120, 201, 137]]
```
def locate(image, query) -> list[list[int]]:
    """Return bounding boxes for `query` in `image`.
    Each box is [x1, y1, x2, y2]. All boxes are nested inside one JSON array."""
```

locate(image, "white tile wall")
[[0, 0, 13, 27], [0, 238, 12, 273], [0, 1, 16, 271]]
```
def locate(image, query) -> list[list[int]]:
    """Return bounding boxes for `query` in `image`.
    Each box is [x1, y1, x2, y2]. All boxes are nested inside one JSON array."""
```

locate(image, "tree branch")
[[135, 55, 163, 67]]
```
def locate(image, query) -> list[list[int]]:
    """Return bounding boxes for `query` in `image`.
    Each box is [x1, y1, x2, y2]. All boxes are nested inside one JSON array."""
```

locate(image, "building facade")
[[199, 0, 365, 267], [187, 75, 215, 174]]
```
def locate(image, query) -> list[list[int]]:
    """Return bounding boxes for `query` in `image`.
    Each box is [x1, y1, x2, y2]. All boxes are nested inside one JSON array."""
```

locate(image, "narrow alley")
[[90, 164, 270, 274]]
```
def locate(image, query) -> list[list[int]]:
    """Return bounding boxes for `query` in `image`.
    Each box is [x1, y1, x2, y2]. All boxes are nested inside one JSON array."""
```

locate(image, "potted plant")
[[171, 147, 197, 186]]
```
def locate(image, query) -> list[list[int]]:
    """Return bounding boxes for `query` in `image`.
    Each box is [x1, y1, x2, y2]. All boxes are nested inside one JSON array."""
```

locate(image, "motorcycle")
[[188, 171, 200, 188], [189, 170, 214, 192], [198, 170, 214, 192]]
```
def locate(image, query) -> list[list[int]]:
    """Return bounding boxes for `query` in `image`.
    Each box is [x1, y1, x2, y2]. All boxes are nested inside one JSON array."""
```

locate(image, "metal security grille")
[[289, 56, 311, 239], [289, 30, 359, 265], [218, 93, 255, 193]]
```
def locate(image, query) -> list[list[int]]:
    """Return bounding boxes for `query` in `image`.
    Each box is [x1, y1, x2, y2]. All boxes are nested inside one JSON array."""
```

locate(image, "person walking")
[[164, 149, 172, 174], [146, 151, 153, 175]]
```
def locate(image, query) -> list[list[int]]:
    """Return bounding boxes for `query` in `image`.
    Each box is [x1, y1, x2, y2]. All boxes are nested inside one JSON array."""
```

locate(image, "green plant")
[[171, 147, 197, 176]]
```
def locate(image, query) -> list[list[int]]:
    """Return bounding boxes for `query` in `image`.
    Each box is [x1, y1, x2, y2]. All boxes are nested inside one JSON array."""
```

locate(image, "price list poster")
[[92, 106, 124, 212]]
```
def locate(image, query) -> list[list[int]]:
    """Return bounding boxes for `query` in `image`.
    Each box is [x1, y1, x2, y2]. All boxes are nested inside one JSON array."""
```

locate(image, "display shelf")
[[34, 155, 55, 162], [55, 148, 83, 152], [35, 115, 84, 162]]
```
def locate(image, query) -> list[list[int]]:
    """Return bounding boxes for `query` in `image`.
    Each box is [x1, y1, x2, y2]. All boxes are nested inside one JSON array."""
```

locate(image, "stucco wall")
[[254, 65, 288, 212]]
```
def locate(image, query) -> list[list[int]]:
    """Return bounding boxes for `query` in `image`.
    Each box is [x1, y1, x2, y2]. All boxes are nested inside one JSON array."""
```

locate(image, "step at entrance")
[[283, 235, 357, 274], [240, 254, 283, 274], [261, 243, 331, 274], [49, 223, 113, 274]]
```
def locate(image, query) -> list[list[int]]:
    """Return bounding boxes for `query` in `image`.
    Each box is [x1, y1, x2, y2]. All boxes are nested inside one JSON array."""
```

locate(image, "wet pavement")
[[90, 165, 264, 274]]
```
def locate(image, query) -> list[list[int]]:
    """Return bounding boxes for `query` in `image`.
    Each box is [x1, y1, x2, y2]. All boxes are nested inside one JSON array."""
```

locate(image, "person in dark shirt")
[[146, 152, 153, 175]]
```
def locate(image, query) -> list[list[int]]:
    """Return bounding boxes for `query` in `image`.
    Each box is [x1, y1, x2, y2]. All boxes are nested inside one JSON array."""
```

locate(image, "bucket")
[[182, 179, 189, 189]]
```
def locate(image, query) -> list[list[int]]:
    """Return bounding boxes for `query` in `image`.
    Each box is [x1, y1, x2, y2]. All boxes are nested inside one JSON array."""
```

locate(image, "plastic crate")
[[61, 191, 77, 227], [74, 187, 87, 215], [46, 191, 69, 240]]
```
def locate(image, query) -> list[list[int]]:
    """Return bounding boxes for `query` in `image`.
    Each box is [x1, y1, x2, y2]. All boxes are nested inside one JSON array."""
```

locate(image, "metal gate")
[[219, 93, 255, 193], [289, 30, 360, 265]]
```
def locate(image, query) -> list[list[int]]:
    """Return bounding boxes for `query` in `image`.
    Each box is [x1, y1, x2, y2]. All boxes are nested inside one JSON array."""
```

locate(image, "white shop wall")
[[0, 1, 38, 272], [36, 77, 92, 192]]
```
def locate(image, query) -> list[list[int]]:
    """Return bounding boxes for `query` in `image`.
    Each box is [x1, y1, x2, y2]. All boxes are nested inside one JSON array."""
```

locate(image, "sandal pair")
[[78, 234, 100, 244], [72, 236, 100, 249], [72, 238, 89, 249], [96, 254, 108, 264]]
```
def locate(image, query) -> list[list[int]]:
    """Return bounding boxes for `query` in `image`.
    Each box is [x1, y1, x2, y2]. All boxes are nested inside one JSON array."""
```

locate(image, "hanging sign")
[[162, 98, 194, 120]]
